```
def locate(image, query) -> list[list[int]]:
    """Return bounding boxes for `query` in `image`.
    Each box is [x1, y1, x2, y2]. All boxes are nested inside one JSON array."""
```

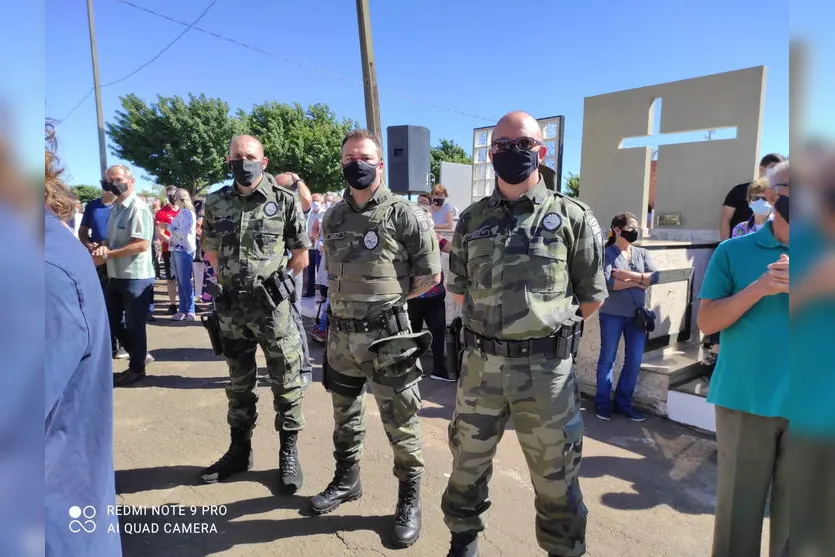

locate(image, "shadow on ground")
[[116, 466, 398, 556], [579, 394, 717, 515]]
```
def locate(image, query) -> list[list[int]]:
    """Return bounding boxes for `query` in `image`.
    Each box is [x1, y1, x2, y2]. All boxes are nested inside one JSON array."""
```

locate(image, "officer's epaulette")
[[553, 190, 592, 213]]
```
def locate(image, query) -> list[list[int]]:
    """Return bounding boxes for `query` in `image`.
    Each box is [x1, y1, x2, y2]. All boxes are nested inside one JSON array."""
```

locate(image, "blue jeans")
[[595, 312, 647, 411], [106, 277, 154, 371], [171, 250, 195, 314]]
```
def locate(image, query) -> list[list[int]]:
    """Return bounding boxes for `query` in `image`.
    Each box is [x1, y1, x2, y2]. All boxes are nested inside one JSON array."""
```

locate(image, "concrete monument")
[[575, 67, 768, 430]]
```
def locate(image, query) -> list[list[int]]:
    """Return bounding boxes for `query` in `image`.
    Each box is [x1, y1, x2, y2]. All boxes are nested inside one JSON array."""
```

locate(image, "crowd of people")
[[43, 111, 835, 557]]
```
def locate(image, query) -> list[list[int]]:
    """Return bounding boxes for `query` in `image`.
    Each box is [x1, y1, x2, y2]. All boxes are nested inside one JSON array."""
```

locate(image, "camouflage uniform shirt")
[[448, 178, 607, 340], [323, 186, 441, 320], [202, 173, 311, 290]]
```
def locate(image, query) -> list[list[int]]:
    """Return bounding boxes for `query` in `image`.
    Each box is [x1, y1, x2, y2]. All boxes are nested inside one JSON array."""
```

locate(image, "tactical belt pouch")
[[255, 269, 296, 310], [200, 311, 225, 356], [329, 306, 409, 335], [464, 316, 584, 360]]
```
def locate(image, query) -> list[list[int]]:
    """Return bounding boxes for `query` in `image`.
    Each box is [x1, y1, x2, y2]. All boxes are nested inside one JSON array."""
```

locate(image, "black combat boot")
[[447, 531, 479, 557], [392, 477, 422, 548], [309, 462, 363, 515], [278, 431, 303, 494], [200, 427, 253, 483]]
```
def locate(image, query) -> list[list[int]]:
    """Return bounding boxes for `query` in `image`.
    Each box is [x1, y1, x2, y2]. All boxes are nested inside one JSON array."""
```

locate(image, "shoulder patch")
[[263, 201, 279, 217], [586, 213, 604, 247], [542, 212, 563, 232], [411, 205, 431, 232]]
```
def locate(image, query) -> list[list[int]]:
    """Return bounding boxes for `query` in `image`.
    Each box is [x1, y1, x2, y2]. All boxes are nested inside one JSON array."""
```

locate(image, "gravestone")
[[575, 67, 767, 425]]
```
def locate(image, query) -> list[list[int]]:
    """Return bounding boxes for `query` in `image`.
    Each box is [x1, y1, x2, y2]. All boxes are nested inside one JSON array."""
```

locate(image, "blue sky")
[[33, 0, 822, 193]]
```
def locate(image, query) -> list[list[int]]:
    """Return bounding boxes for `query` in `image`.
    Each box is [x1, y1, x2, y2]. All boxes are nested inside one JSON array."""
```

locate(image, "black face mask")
[[342, 160, 378, 190], [101, 179, 128, 196], [229, 159, 263, 187], [433, 198, 445, 207], [774, 194, 790, 223], [620, 229, 639, 243], [167, 193, 177, 205], [491, 148, 539, 185]]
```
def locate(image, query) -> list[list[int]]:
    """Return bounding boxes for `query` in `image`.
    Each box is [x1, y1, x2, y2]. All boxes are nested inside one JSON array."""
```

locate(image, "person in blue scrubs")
[[697, 160, 790, 557], [44, 126, 122, 556], [788, 153, 835, 556]]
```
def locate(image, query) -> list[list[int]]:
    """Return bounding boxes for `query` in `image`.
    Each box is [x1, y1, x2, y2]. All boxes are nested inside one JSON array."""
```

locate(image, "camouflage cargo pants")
[[441, 348, 586, 556], [216, 294, 304, 435], [326, 327, 424, 481]]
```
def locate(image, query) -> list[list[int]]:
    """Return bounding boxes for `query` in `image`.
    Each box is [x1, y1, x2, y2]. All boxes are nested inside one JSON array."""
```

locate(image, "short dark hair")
[[341, 129, 383, 159], [760, 153, 785, 167]]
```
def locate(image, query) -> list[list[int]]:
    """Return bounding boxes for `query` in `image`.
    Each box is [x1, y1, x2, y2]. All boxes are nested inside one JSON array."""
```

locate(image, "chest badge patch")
[[542, 212, 563, 232], [263, 201, 279, 217], [363, 230, 379, 250]]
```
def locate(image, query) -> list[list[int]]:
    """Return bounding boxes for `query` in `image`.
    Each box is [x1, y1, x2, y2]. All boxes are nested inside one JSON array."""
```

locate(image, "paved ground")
[[111, 287, 744, 556]]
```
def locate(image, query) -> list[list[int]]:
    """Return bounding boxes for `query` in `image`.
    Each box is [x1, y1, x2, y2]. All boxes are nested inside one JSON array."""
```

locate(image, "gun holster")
[[200, 311, 225, 356], [255, 269, 297, 310]]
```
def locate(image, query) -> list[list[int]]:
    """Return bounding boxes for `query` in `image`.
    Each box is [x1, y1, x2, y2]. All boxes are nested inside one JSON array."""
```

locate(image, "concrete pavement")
[[111, 291, 761, 556]]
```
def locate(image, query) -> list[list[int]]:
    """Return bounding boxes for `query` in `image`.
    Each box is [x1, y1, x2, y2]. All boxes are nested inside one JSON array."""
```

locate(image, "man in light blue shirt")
[[93, 164, 155, 387], [697, 160, 790, 557]]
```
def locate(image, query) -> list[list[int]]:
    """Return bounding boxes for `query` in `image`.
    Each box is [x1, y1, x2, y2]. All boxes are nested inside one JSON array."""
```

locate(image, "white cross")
[[619, 98, 737, 153]]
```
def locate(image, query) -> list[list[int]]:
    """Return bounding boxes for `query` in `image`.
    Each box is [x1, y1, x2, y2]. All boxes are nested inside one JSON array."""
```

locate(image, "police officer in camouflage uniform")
[[309, 129, 441, 549], [199, 135, 311, 493], [442, 112, 608, 557]]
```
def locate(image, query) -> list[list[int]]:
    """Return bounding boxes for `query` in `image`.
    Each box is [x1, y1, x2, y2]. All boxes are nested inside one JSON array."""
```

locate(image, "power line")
[[108, 0, 497, 123], [58, 0, 218, 123]]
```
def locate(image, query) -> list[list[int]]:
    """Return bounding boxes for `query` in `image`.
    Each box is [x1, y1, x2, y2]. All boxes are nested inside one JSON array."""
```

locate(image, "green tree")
[[107, 93, 245, 196], [563, 172, 580, 198], [430, 139, 472, 183], [244, 102, 359, 194], [70, 184, 103, 203]]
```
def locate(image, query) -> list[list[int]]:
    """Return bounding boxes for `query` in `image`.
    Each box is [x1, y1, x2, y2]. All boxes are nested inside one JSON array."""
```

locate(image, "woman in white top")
[[167, 188, 197, 320], [430, 184, 455, 230]]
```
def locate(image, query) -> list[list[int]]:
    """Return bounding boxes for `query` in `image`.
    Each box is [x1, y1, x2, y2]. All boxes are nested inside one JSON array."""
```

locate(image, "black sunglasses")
[[490, 137, 542, 152]]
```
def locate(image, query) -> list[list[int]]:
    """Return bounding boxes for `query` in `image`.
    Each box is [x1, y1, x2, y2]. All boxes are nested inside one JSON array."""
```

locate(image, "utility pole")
[[87, 0, 108, 177], [356, 0, 382, 140]]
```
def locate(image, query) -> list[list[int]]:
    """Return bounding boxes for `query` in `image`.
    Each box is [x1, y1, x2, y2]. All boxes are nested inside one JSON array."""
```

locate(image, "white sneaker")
[[172, 312, 186, 321], [185, 313, 197, 321], [429, 375, 457, 382]]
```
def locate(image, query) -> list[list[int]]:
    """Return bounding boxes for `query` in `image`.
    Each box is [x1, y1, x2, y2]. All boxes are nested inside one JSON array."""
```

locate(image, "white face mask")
[[311, 201, 321, 212], [749, 198, 772, 216]]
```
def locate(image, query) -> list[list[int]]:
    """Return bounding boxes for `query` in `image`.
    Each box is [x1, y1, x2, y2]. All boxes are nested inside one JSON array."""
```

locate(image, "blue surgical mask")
[[749, 198, 772, 216]]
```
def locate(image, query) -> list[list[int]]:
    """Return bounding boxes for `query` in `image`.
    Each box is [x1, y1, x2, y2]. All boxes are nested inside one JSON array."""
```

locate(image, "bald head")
[[228, 135, 264, 160], [489, 111, 547, 190], [494, 111, 543, 142]]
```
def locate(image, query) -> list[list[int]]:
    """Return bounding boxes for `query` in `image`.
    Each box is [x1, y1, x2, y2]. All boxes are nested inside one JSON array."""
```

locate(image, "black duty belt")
[[463, 316, 584, 360], [329, 307, 410, 335]]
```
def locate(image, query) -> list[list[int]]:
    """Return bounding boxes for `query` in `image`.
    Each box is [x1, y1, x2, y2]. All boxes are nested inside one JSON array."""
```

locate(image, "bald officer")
[[442, 111, 608, 557]]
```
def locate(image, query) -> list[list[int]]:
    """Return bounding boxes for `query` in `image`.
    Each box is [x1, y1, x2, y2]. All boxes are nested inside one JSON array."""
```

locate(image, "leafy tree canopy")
[[69, 184, 103, 203], [563, 172, 579, 198], [107, 93, 245, 195], [243, 102, 359, 194], [430, 139, 471, 183]]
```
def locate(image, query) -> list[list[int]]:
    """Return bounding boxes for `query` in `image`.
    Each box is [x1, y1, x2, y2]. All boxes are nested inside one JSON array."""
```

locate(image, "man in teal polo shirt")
[[788, 153, 835, 556], [697, 159, 790, 557]]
